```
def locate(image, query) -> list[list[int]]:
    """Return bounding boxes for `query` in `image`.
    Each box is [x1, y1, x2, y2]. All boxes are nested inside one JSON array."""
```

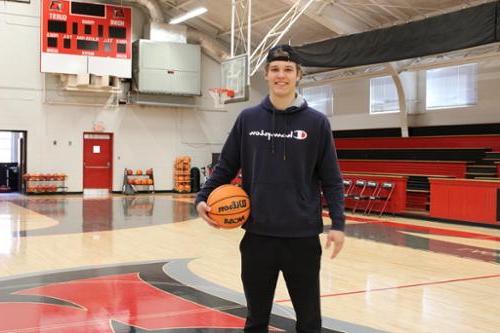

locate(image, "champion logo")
[[249, 129, 308, 141], [293, 130, 308, 140]]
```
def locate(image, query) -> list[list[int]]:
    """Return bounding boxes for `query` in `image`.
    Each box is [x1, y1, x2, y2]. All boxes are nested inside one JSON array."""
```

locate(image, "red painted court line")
[[322, 211, 500, 241], [275, 273, 500, 303]]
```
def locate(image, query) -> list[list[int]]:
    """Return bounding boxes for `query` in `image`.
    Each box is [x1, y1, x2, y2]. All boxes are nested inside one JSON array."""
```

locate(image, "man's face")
[[265, 61, 300, 98]]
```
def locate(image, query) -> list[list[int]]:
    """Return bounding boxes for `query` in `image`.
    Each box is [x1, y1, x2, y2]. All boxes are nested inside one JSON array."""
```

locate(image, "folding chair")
[[352, 180, 378, 213], [323, 179, 351, 208], [346, 179, 365, 199], [343, 179, 353, 199], [344, 179, 365, 212], [365, 182, 395, 216]]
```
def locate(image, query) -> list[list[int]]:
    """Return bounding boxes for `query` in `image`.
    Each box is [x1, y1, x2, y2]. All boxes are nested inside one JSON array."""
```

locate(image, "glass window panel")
[[426, 63, 477, 109], [301, 85, 334, 116]]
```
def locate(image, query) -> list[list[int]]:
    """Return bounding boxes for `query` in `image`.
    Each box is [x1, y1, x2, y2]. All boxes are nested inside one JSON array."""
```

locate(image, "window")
[[301, 85, 333, 116], [0, 132, 12, 162], [370, 76, 399, 114], [426, 63, 477, 110]]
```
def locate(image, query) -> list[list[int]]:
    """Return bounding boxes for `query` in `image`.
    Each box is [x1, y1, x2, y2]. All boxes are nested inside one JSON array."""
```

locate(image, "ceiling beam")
[[315, 1, 329, 15], [336, 3, 380, 28], [394, 0, 426, 15], [163, 0, 198, 11], [219, 8, 289, 36], [367, 0, 409, 20], [162, 0, 225, 32], [371, 0, 496, 30], [337, 0, 441, 12], [278, 0, 349, 35]]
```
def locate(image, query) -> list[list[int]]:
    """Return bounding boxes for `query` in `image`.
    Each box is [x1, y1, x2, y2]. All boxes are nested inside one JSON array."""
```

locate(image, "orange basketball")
[[207, 184, 250, 229]]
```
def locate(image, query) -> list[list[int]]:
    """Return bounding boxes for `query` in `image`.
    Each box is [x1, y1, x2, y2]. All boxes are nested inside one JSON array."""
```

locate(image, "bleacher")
[[337, 148, 490, 161], [339, 160, 467, 189], [335, 135, 500, 216]]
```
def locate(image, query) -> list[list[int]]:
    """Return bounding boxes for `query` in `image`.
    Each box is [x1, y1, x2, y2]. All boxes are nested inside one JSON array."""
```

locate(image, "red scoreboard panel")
[[41, 0, 132, 78]]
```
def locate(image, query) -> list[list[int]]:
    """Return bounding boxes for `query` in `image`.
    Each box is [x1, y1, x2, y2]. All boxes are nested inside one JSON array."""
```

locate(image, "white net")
[[208, 88, 234, 108]]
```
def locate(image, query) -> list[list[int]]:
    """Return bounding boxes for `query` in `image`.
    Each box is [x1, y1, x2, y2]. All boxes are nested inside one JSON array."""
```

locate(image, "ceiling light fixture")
[[169, 7, 208, 25]]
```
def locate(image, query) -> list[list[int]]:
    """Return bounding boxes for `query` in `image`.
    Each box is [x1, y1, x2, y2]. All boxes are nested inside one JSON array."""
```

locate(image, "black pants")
[[240, 232, 322, 333]]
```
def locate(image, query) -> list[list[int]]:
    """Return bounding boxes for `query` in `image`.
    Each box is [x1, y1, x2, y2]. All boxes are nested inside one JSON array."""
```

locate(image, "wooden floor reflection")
[[0, 193, 499, 332]]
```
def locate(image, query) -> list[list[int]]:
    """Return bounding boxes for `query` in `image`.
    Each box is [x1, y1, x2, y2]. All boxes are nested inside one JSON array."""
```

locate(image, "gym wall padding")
[[295, 1, 500, 68], [497, 1, 500, 41], [333, 123, 500, 138]]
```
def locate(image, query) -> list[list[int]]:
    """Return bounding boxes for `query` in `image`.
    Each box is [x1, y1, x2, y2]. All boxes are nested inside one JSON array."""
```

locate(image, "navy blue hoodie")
[[195, 95, 345, 237]]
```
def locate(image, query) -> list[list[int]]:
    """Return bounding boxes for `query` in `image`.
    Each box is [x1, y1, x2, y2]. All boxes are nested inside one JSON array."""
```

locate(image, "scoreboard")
[[41, 0, 132, 78]]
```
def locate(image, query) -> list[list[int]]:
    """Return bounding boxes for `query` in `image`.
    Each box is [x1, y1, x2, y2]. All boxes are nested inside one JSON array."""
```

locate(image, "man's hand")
[[196, 201, 219, 228], [325, 230, 345, 259]]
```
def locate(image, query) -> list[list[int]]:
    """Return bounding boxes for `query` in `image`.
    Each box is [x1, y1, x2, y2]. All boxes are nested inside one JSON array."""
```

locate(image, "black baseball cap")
[[266, 44, 301, 64]]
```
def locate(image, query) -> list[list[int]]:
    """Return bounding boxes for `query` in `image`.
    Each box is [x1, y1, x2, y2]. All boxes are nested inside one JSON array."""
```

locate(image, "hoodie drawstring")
[[283, 117, 288, 160], [271, 109, 276, 155], [263, 94, 307, 161]]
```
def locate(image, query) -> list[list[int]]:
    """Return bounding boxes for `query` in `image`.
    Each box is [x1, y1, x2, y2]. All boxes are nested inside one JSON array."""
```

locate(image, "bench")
[[339, 159, 469, 179], [337, 148, 490, 161]]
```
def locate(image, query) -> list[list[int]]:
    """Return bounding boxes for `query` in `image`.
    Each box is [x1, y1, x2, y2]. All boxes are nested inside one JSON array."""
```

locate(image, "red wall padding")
[[430, 178, 500, 224], [339, 160, 468, 178], [335, 135, 500, 151]]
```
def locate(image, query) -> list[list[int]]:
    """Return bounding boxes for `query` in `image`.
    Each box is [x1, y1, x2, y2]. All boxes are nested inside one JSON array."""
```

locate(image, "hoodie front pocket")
[[250, 182, 318, 231]]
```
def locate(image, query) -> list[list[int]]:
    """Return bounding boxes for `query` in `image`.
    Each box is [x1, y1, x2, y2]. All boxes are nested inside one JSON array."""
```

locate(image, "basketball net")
[[208, 88, 235, 108]]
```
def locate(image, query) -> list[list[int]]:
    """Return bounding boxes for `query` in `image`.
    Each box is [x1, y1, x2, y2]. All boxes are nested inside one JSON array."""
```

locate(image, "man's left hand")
[[325, 230, 345, 259]]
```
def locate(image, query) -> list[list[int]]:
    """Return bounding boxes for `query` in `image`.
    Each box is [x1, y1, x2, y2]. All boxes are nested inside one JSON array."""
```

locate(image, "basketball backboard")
[[221, 54, 249, 104]]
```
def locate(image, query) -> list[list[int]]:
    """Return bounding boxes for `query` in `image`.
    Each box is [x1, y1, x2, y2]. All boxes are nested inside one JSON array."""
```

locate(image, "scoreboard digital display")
[[41, 0, 132, 77]]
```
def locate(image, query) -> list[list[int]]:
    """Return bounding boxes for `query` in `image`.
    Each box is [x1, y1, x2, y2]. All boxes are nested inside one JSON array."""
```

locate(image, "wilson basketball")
[[207, 184, 250, 229]]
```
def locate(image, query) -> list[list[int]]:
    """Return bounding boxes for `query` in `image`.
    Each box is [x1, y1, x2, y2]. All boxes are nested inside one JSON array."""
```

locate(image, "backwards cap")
[[266, 44, 301, 64]]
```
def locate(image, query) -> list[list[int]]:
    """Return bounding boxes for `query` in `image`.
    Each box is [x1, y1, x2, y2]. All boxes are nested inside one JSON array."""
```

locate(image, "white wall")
[[329, 77, 402, 130], [321, 58, 500, 131], [0, 1, 267, 192], [3, 1, 499, 191], [411, 59, 500, 127]]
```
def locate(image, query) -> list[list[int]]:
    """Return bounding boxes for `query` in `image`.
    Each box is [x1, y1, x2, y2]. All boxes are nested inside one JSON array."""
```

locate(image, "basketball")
[[207, 184, 250, 229]]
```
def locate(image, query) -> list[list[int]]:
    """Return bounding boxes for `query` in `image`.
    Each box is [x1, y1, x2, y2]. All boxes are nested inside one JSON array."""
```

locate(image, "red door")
[[83, 132, 113, 190]]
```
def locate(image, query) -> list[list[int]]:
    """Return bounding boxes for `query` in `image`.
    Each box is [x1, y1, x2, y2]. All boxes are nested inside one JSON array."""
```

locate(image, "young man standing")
[[195, 44, 345, 333]]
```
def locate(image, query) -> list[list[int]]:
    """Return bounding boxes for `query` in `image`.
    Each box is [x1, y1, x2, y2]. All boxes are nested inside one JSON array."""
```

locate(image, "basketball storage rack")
[[122, 168, 155, 195]]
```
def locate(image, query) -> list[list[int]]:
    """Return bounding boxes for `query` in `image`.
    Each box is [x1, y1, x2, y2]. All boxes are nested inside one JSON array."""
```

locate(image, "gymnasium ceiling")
[[157, 0, 496, 49]]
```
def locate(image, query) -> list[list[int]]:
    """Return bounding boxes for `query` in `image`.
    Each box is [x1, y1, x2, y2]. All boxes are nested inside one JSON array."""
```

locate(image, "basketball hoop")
[[209, 88, 235, 108]]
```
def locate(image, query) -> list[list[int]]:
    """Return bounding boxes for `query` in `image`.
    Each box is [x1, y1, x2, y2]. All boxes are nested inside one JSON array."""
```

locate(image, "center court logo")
[[249, 129, 308, 140], [0, 261, 341, 332]]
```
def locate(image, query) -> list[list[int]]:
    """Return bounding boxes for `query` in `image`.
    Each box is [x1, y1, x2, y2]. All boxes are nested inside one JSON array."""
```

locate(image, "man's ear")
[[297, 72, 303, 82], [297, 67, 303, 81]]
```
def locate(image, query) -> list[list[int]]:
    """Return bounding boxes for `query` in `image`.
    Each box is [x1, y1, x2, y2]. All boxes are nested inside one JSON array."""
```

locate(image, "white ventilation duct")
[[186, 28, 229, 62], [135, 0, 164, 23], [133, 0, 229, 62]]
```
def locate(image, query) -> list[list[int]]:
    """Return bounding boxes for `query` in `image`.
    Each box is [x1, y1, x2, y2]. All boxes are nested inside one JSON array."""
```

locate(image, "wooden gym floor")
[[0, 193, 499, 332]]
